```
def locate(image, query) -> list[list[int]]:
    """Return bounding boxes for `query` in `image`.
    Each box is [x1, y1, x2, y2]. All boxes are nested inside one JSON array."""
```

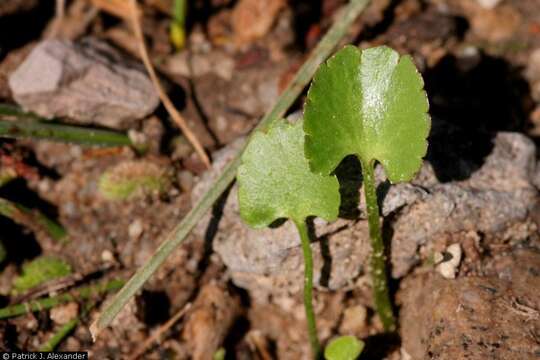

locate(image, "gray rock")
[[193, 132, 539, 303], [9, 38, 159, 129]]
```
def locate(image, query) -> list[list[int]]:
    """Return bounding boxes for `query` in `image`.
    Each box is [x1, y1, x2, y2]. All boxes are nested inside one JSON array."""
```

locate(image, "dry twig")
[[128, 0, 210, 168], [49, 0, 66, 38], [128, 302, 192, 360], [90, 0, 135, 20]]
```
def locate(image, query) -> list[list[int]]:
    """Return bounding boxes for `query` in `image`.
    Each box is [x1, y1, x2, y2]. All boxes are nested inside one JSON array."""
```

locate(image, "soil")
[[0, 0, 539, 359]]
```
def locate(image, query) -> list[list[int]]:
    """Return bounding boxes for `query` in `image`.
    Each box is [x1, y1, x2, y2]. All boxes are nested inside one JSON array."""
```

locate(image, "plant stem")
[[39, 301, 94, 351], [173, 0, 186, 27], [40, 316, 79, 351], [0, 279, 124, 319], [0, 118, 133, 148], [295, 220, 321, 359], [0, 103, 40, 119], [90, 0, 372, 339], [0, 197, 67, 243], [360, 160, 396, 332], [0, 169, 16, 188]]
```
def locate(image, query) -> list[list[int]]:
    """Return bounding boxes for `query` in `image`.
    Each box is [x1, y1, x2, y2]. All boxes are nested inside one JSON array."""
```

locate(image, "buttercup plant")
[[238, 44, 429, 357], [304, 45, 430, 330]]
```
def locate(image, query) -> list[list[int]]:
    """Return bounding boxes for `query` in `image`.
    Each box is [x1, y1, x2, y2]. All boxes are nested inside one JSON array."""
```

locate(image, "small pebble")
[[128, 219, 144, 239], [178, 170, 195, 192], [401, 348, 413, 360], [436, 243, 462, 279], [476, 0, 503, 9], [339, 304, 368, 334], [101, 250, 114, 262]]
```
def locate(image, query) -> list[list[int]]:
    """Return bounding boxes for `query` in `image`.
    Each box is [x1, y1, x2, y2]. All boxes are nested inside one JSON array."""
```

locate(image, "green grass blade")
[[0, 197, 68, 243], [39, 302, 94, 352], [0, 103, 40, 119], [0, 118, 133, 147], [90, 0, 372, 339], [0, 279, 124, 319], [39, 317, 79, 351]]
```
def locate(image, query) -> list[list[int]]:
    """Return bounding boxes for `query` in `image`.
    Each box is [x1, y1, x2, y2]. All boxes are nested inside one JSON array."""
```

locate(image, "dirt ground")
[[0, 0, 539, 359]]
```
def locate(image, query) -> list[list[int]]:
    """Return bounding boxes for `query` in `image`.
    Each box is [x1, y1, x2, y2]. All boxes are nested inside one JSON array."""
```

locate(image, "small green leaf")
[[324, 336, 365, 360], [237, 119, 340, 227], [213, 348, 226, 360], [98, 161, 171, 201], [13, 257, 72, 293], [304, 45, 430, 182]]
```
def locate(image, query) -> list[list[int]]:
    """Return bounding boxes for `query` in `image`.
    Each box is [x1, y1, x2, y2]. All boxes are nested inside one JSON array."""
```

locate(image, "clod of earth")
[[399, 248, 540, 359], [8, 38, 159, 129], [182, 283, 241, 360]]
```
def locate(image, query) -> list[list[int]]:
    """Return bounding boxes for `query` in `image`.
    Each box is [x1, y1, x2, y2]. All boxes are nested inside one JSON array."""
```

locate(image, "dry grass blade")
[[90, 0, 135, 20], [128, 0, 211, 168], [128, 302, 192, 360], [49, 0, 66, 37]]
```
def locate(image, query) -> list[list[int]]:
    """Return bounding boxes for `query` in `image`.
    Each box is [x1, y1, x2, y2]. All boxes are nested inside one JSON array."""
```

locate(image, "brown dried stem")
[[128, 0, 210, 168]]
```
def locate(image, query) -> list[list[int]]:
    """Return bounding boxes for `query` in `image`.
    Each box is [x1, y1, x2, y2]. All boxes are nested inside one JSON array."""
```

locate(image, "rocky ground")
[[0, 0, 539, 359]]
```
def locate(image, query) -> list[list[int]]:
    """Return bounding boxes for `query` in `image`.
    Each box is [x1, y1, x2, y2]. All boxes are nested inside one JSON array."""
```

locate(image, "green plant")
[[0, 116, 134, 149], [237, 119, 340, 357], [0, 198, 68, 243], [324, 336, 364, 360], [170, 0, 187, 50], [90, 0, 372, 338], [39, 301, 93, 352], [213, 348, 226, 360], [13, 257, 72, 293], [98, 161, 171, 200], [0, 279, 124, 319], [304, 45, 430, 330]]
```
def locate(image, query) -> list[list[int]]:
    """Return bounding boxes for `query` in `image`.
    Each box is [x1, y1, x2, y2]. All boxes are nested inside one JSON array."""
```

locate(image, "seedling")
[[13, 256, 71, 294], [237, 119, 340, 358], [304, 45, 430, 330], [0, 197, 67, 243], [170, 0, 187, 50], [98, 160, 171, 200]]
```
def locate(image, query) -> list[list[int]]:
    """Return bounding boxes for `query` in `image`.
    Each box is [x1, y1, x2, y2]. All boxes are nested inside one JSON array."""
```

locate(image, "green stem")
[[40, 317, 78, 351], [0, 118, 134, 148], [0, 170, 16, 188], [0, 104, 39, 119], [0, 279, 124, 319], [39, 302, 94, 351], [0, 197, 67, 242], [90, 0, 372, 338], [295, 220, 321, 359], [173, 0, 186, 26], [360, 160, 395, 332]]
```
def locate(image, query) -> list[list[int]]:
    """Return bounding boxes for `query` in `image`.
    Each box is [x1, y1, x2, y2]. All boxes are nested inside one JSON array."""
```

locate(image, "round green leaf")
[[237, 119, 340, 227], [304, 45, 430, 183], [324, 336, 365, 360]]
